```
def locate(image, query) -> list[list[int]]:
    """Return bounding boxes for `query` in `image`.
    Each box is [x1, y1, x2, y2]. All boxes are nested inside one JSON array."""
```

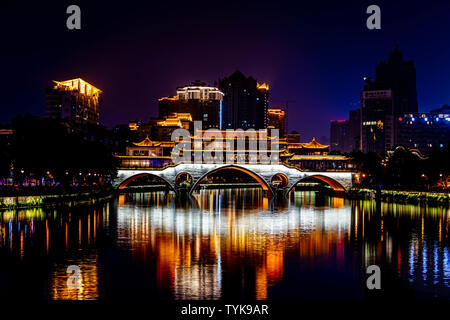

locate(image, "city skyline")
[[2, 1, 450, 141], [1, 0, 449, 306]]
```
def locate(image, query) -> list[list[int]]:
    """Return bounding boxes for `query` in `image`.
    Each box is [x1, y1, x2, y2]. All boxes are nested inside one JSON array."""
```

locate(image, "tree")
[[11, 115, 117, 186], [349, 151, 384, 186], [0, 136, 12, 180]]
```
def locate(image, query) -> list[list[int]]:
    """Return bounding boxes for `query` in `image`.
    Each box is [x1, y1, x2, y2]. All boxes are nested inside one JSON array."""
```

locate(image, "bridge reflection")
[[117, 189, 352, 299], [0, 190, 448, 299]]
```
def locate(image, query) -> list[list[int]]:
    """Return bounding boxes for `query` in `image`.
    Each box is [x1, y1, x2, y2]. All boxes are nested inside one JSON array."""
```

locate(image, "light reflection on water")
[[0, 188, 449, 300], [50, 252, 100, 300], [116, 190, 352, 299]]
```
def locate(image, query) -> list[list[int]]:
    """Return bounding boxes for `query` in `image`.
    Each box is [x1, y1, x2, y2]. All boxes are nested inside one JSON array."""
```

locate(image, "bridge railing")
[[117, 162, 356, 173]]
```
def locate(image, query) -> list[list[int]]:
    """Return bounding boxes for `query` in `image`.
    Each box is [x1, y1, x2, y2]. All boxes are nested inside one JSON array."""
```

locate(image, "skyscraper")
[[268, 108, 286, 137], [158, 81, 223, 129], [330, 120, 347, 152], [346, 109, 361, 152], [360, 89, 394, 153], [219, 70, 268, 130], [45, 78, 102, 126], [359, 47, 417, 153], [257, 82, 269, 128], [375, 46, 418, 115]]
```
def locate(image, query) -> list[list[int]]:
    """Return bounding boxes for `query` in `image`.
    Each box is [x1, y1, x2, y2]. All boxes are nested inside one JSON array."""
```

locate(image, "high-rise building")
[[158, 81, 223, 129], [267, 108, 286, 137], [257, 83, 270, 128], [45, 78, 102, 126], [395, 105, 450, 152], [359, 47, 416, 153], [219, 70, 268, 130], [347, 109, 361, 152], [360, 89, 394, 153], [375, 46, 418, 115], [330, 120, 347, 152], [330, 108, 361, 154]]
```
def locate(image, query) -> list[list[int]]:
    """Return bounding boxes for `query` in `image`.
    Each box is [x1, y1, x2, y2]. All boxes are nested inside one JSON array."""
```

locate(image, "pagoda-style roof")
[[287, 143, 304, 149], [300, 137, 329, 149], [132, 137, 176, 148], [133, 137, 156, 147]]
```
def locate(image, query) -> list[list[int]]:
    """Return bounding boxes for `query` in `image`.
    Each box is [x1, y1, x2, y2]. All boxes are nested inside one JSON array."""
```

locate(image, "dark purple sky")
[[1, 0, 450, 141]]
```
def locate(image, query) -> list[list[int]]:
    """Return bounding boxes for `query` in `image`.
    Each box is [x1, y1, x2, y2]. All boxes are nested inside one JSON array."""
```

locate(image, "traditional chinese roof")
[[133, 136, 156, 147], [287, 143, 304, 149], [300, 137, 329, 149]]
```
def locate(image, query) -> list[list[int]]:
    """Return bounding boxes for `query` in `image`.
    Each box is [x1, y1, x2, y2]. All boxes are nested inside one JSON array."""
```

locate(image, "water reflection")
[[0, 206, 108, 300], [51, 252, 100, 300], [115, 189, 449, 299], [0, 189, 449, 300]]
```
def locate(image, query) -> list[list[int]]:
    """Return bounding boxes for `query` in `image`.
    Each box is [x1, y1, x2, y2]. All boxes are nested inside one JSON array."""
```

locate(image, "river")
[[0, 189, 449, 300]]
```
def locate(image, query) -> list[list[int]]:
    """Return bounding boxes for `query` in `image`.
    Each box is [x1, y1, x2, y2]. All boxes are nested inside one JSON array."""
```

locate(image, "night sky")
[[1, 0, 450, 141]]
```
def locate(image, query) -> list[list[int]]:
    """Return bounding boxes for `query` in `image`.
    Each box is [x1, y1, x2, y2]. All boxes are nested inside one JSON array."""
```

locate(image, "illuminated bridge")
[[113, 163, 353, 197]]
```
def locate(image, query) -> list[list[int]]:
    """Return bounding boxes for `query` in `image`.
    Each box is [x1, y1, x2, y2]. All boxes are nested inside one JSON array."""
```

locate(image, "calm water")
[[0, 189, 449, 300]]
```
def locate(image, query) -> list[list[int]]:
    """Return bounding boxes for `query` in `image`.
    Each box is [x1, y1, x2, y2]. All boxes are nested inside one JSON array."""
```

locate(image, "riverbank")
[[348, 188, 450, 206], [0, 187, 114, 210]]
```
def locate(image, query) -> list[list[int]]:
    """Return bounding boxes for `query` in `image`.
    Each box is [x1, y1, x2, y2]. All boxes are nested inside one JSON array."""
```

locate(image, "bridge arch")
[[175, 172, 193, 186], [189, 164, 273, 196], [286, 174, 346, 194], [271, 173, 288, 188], [117, 172, 177, 192]]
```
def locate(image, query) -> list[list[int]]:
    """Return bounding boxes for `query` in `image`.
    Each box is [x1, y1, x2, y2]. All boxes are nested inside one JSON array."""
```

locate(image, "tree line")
[[350, 146, 450, 190], [0, 115, 117, 188]]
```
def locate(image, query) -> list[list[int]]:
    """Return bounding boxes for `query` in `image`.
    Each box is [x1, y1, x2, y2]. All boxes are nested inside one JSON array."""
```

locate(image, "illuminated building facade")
[[115, 137, 174, 168], [257, 83, 270, 128], [45, 78, 102, 126], [151, 113, 193, 141], [284, 137, 351, 171], [357, 47, 418, 154], [172, 129, 282, 164], [158, 81, 223, 129], [267, 108, 286, 137], [219, 71, 268, 130], [395, 105, 450, 152], [115, 133, 351, 171], [360, 89, 394, 154]]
